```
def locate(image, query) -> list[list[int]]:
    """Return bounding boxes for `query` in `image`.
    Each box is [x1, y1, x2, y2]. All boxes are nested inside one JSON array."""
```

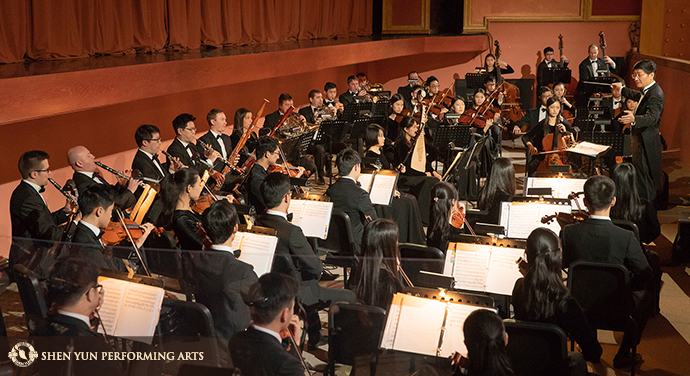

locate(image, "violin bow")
[[115, 208, 152, 277]]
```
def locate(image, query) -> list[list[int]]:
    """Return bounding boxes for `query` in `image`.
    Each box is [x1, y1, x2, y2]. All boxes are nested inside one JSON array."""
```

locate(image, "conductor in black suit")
[[575, 44, 617, 106], [229, 272, 305, 376], [195, 200, 258, 362], [256, 173, 356, 347], [397, 71, 420, 110], [561, 175, 653, 369], [69, 185, 155, 272], [10, 150, 75, 275], [326, 149, 377, 255], [67, 146, 138, 210], [613, 60, 665, 202], [32, 256, 124, 376]]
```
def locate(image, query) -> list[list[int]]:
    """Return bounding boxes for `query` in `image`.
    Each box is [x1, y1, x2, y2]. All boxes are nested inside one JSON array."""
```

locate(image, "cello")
[[493, 40, 526, 137], [535, 109, 575, 173]]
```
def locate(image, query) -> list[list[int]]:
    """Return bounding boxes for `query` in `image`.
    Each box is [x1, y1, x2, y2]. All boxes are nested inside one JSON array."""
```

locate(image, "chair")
[[503, 319, 569, 376], [612, 219, 641, 242], [156, 298, 221, 368], [567, 261, 638, 376], [316, 210, 358, 286], [13, 264, 48, 331], [328, 302, 387, 376], [398, 243, 445, 287]]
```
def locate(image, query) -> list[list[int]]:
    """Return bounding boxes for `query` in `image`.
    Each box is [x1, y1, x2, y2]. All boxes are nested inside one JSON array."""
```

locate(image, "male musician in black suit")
[[537, 46, 570, 89], [397, 71, 420, 110], [338, 75, 363, 107], [512, 86, 553, 135], [561, 175, 653, 369], [257, 173, 356, 347], [196, 109, 239, 172], [69, 185, 155, 272], [67, 146, 138, 210], [575, 44, 617, 106], [522, 96, 573, 176], [246, 137, 304, 214], [613, 60, 665, 202], [167, 113, 222, 173], [131, 124, 177, 181], [195, 200, 258, 362], [324, 82, 344, 114], [229, 272, 305, 376], [326, 149, 377, 255], [32, 256, 124, 376], [10, 150, 75, 276], [299, 89, 335, 181]]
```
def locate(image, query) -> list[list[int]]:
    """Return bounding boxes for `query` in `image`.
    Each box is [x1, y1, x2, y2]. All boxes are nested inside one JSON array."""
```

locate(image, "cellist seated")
[[522, 97, 573, 176]]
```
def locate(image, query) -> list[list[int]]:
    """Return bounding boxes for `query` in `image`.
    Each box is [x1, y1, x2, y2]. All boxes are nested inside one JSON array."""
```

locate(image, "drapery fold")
[[0, 0, 372, 64]]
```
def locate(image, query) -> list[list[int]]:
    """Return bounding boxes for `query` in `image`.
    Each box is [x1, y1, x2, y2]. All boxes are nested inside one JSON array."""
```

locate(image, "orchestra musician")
[[470, 87, 501, 162], [483, 75, 504, 106], [231, 107, 260, 158], [159, 168, 204, 252], [513, 86, 554, 134], [537, 46, 569, 89], [613, 60, 665, 203], [552, 82, 574, 116], [441, 98, 467, 125], [132, 124, 180, 181], [462, 309, 516, 376], [323, 82, 344, 114], [67, 146, 138, 210], [356, 72, 370, 90], [522, 96, 573, 176], [426, 182, 464, 252], [10, 150, 76, 276], [397, 71, 420, 110], [339, 75, 367, 107], [298, 89, 334, 183], [575, 44, 617, 106], [381, 93, 406, 142], [484, 53, 514, 81], [476, 158, 516, 225]]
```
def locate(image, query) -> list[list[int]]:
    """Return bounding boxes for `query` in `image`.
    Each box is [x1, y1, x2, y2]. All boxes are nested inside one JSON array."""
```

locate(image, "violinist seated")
[[10, 150, 77, 277], [397, 71, 420, 110], [522, 96, 574, 176], [228, 273, 306, 376], [160, 168, 206, 252], [32, 256, 124, 376], [323, 82, 345, 114], [441, 98, 468, 125], [68, 146, 139, 210], [194, 200, 258, 362], [298, 89, 336, 184], [381, 93, 407, 143], [469, 87, 501, 161], [537, 46, 569, 89], [168, 113, 224, 185], [513, 86, 553, 135], [483, 75, 504, 106], [132, 124, 183, 182], [256, 173, 356, 349], [246, 137, 305, 215], [67, 185, 155, 272]]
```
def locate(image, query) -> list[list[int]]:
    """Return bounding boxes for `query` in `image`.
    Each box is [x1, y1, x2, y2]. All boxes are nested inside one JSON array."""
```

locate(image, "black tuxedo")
[[576, 57, 614, 105], [72, 171, 136, 210], [339, 91, 357, 107], [167, 137, 212, 174], [298, 106, 316, 124], [131, 149, 167, 181], [514, 107, 545, 132], [262, 110, 282, 133], [229, 326, 305, 376], [193, 248, 258, 344], [10, 181, 69, 273], [622, 83, 664, 200], [325, 178, 377, 254], [246, 164, 268, 214], [32, 313, 123, 376], [537, 59, 568, 88], [397, 84, 414, 110], [68, 222, 126, 272], [196, 130, 235, 172]]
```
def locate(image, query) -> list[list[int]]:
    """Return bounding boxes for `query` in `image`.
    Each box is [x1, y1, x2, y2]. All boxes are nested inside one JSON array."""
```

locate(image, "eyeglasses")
[[86, 284, 103, 296], [631, 72, 647, 79], [184, 127, 197, 132], [148, 138, 162, 143], [34, 168, 50, 174]]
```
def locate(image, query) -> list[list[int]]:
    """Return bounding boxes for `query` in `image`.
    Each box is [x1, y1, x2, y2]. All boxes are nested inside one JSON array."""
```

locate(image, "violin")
[[101, 218, 162, 246], [463, 108, 488, 127], [393, 109, 412, 123], [541, 210, 589, 227], [191, 193, 217, 215], [268, 163, 310, 178], [195, 222, 214, 249]]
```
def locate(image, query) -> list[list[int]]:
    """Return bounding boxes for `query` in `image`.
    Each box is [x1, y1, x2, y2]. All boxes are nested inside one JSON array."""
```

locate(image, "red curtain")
[[0, 0, 373, 64]]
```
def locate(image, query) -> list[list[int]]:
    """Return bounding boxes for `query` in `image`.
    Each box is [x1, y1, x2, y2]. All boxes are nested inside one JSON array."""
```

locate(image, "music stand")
[[279, 136, 301, 163], [465, 73, 485, 90], [543, 68, 572, 85], [578, 131, 627, 156], [583, 76, 616, 95], [372, 100, 390, 117], [314, 120, 347, 148], [342, 102, 373, 122], [434, 125, 473, 150]]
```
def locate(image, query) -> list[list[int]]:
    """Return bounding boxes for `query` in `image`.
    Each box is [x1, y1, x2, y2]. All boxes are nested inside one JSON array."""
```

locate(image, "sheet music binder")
[[288, 193, 333, 239], [380, 291, 497, 357], [499, 199, 572, 239], [358, 169, 399, 205]]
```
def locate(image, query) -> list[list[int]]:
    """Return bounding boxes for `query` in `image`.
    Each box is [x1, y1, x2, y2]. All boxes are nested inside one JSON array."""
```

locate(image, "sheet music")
[[449, 244, 491, 292], [443, 304, 495, 357], [358, 173, 374, 193], [526, 177, 586, 210], [235, 232, 278, 276], [369, 172, 397, 205], [502, 202, 571, 239], [288, 199, 333, 239], [115, 283, 164, 343], [485, 247, 525, 295], [569, 141, 610, 157], [97, 277, 127, 336]]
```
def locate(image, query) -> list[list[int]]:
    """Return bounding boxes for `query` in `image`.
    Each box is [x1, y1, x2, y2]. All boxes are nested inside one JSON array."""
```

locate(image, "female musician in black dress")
[[363, 124, 425, 244], [476, 158, 516, 225], [231, 107, 259, 155], [462, 309, 516, 376], [427, 181, 464, 253], [353, 219, 404, 311], [522, 97, 573, 176], [381, 93, 406, 143], [392, 116, 441, 225], [484, 53, 514, 81], [441, 98, 467, 125]]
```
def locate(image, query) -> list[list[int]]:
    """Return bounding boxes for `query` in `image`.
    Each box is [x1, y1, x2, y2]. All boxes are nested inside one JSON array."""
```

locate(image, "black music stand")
[[342, 102, 373, 122], [279, 136, 301, 163], [579, 131, 627, 156], [298, 130, 316, 155], [447, 135, 487, 193], [543, 68, 572, 85], [434, 125, 473, 150], [465, 73, 485, 90], [314, 120, 348, 149], [372, 100, 390, 117], [583, 76, 616, 95]]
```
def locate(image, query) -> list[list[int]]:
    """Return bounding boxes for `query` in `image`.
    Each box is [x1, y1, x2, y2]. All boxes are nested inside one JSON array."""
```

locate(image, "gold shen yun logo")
[[9, 342, 39, 367]]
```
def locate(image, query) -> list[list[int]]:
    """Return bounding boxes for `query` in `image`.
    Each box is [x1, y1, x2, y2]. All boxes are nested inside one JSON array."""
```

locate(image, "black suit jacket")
[[562, 218, 652, 289], [72, 171, 137, 210], [131, 149, 167, 181], [298, 106, 316, 124], [193, 249, 258, 343], [68, 222, 126, 272], [32, 313, 123, 376], [256, 213, 323, 283], [229, 326, 305, 376], [622, 82, 664, 192], [339, 91, 356, 107], [167, 137, 212, 174], [10, 181, 69, 272], [325, 178, 377, 254], [246, 164, 268, 214], [576, 57, 614, 103], [514, 107, 544, 132], [196, 131, 235, 172], [397, 85, 414, 110], [263, 110, 282, 133], [537, 59, 568, 88]]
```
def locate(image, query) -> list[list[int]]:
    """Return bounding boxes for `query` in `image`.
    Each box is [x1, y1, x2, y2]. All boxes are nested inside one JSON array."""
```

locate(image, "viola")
[[101, 219, 162, 246], [541, 210, 589, 227], [463, 108, 487, 127]]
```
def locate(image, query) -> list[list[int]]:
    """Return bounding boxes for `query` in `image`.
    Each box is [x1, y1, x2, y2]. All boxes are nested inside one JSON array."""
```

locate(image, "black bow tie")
[[39, 186, 46, 193], [541, 108, 547, 112], [216, 134, 223, 140], [356, 181, 362, 187], [591, 60, 597, 64], [93, 171, 103, 181], [325, 100, 335, 106], [97, 230, 104, 239], [152, 154, 161, 162], [614, 100, 621, 105], [286, 213, 293, 222]]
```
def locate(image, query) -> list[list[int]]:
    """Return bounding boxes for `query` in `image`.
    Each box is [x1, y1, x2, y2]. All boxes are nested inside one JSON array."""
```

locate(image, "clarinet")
[[47, 178, 78, 207], [94, 161, 147, 188]]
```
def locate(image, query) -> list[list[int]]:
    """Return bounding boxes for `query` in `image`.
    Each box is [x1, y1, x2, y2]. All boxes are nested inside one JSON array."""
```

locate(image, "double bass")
[[492, 40, 526, 136]]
